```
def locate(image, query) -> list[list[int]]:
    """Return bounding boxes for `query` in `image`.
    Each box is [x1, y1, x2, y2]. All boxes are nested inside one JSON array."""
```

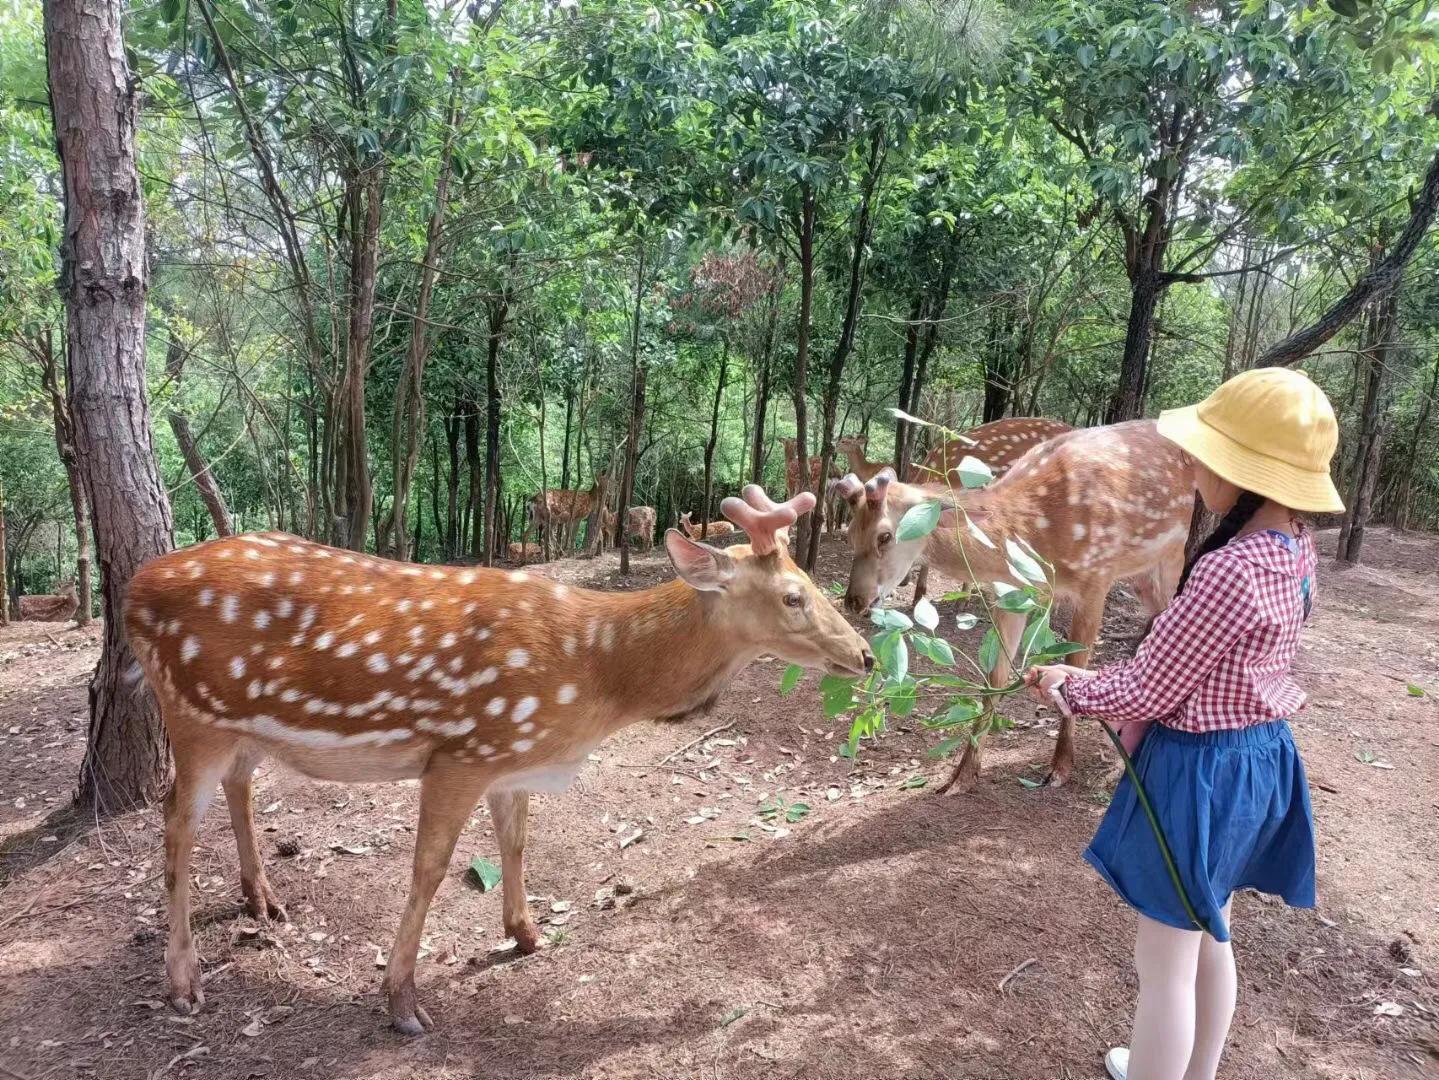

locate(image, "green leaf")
[[1355, 747, 1376, 764], [784, 802, 811, 823], [927, 698, 982, 728], [966, 516, 997, 549], [1020, 614, 1058, 657], [876, 632, 909, 684], [1005, 539, 1046, 585], [954, 612, 979, 630], [870, 607, 913, 631], [913, 597, 939, 631], [1030, 641, 1086, 662], [928, 734, 966, 759], [467, 856, 502, 892], [1406, 684, 1425, 698], [912, 633, 956, 667], [897, 500, 943, 541], [957, 456, 994, 489], [780, 664, 804, 695], [1017, 776, 1043, 790], [979, 628, 1002, 674], [900, 775, 928, 790], [888, 681, 918, 717], [941, 590, 971, 603], [1327, 0, 1359, 16]]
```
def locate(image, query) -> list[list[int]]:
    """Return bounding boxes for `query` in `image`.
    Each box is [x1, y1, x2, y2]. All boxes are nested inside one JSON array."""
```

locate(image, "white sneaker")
[[1104, 1047, 1130, 1080]]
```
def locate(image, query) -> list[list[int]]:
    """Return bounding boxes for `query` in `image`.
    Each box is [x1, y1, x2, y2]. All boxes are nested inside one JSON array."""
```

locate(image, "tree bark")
[[790, 185, 817, 559], [1389, 347, 1438, 529], [334, 172, 382, 550], [0, 479, 8, 626], [1108, 267, 1163, 422], [163, 332, 233, 538], [749, 254, 784, 488], [618, 240, 648, 576], [38, 327, 95, 623], [481, 285, 512, 566], [894, 291, 924, 479], [1337, 295, 1396, 565], [444, 401, 462, 558], [701, 340, 728, 536], [1262, 140, 1439, 367], [46, 0, 176, 812]]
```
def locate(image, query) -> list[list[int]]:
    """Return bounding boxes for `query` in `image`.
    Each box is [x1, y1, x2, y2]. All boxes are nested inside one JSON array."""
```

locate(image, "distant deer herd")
[[65, 413, 1204, 1032]]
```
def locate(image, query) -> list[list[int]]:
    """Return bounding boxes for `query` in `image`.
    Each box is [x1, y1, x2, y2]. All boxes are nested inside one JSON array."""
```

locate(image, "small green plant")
[[757, 797, 811, 823]]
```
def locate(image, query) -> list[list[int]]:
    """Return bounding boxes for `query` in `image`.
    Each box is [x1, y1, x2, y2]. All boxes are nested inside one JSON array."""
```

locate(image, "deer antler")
[[832, 474, 865, 506], [864, 468, 894, 505], [721, 486, 815, 555]]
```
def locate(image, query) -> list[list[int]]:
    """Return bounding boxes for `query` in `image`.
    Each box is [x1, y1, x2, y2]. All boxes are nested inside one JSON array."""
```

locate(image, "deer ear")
[[665, 529, 736, 592]]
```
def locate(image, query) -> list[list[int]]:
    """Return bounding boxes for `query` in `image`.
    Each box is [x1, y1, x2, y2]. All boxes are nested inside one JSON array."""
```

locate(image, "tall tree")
[[45, 0, 175, 811]]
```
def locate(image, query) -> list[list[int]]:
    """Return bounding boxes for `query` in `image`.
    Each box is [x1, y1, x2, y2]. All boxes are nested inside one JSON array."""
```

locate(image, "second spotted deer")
[[835, 419, 1193, 788], [127, 486, 870, 1035]]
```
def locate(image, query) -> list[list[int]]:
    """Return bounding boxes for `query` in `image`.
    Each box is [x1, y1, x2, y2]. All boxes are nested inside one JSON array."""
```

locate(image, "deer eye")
[[783, 592, 803, 608], [878, 531, 893, 547]]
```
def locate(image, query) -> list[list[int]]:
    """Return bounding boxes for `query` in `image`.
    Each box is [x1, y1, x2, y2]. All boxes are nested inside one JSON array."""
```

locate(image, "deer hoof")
[[243, 880, 287, 923], [388, 986, 434, 1036], [1043, 766, 1072, 789], [166, 953, 204, 1015], [509, 918, 542, 955]]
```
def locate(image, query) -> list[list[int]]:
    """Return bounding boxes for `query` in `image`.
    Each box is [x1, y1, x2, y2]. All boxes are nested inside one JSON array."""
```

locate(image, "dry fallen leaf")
[[1373, 1001, 1404, 1017]]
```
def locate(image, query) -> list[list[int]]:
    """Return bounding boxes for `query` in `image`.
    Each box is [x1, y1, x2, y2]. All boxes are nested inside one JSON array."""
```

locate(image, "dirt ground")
[[1, 527, 1435, 1080]]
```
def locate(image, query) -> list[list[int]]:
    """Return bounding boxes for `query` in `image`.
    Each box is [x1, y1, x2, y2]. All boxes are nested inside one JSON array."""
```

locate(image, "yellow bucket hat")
[[1156, 367, 1345, 514]]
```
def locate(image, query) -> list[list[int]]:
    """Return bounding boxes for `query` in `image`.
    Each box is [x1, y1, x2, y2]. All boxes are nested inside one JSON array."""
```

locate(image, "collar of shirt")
[[1225, 527, 1308, 578]]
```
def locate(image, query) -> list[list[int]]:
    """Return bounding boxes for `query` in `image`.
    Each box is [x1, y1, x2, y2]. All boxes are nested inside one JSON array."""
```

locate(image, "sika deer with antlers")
[[127, 486, 868, 1034], [834, 420, 1193, 788]]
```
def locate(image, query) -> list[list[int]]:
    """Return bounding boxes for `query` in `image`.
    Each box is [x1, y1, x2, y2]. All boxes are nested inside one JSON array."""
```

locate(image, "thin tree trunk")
[[0, 479, 8, 626], [701, 339, 728, 536], [430, 431, 443, 560], [1108, 267, 1163, 422], [163, 332, 233, 537], [482, 286, 512, 566], [445, 401, 461, 558], [894, 291, 924, 479], [1263, 142, 1439, 367], [335, 171, 382, 550], [385, 90, 456, 558], [618, 240, 648, 576], [464, 389, 482, 558], [1338, 295, 1396, 565], [790, 185, 817, 558], [38, 327, 94, 623], [1390, 347, 1439, 529], [46, 0, 175, 811], [749, 254, 784, 488]]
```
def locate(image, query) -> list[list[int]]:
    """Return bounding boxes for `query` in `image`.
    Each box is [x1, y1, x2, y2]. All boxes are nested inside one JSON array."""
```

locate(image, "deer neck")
[[573, 580, 755, 732]]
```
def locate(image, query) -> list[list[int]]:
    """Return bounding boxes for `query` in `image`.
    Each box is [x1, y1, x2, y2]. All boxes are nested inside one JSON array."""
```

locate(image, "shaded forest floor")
[[1, 527, 1436, 1080]]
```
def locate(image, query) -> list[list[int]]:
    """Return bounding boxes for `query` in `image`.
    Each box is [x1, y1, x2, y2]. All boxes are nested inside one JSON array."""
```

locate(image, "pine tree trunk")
[[0, 479, 8, 626], [1108, 267, 1162, 422], [39, 328, 94, 623], [46, 0, 176, 812]]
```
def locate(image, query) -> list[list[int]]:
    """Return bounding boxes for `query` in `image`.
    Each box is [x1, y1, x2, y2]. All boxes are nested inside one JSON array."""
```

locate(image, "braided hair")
[[1174, 489, 1267, 597]]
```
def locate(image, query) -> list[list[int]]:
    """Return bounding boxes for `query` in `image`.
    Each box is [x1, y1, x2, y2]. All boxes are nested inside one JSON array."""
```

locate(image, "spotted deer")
[[834, 420, 1193, 789], [908, 418, 1075, 602], [600, 505, 656, 550], [126, 486, 870, 1034], [781, 437, 845, 532], [677, 510, 735, 540], [17, 577, 79, 622], [835, 434, 890, 482], [528, 473, 607, 555]]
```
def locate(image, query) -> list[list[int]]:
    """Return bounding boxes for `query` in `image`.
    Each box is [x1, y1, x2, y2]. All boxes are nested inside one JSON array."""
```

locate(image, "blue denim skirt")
[[1085, 720, 1316, 942]]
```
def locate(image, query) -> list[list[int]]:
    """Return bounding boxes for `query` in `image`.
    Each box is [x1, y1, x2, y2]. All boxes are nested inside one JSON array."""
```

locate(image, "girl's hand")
[[1024, 665, 1070, 701]]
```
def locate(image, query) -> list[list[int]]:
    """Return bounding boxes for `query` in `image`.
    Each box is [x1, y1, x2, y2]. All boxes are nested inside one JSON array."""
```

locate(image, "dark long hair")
[[1174, 489, 1267, 597]]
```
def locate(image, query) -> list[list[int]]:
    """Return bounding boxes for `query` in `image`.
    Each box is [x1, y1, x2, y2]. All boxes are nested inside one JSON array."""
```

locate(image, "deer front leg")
[[163, 733, 234, 1015], [487, 789, 540, 953], [384, 758, 485, 1035], [223, 752, 286, 922], [1045, 586, 1105, 788]]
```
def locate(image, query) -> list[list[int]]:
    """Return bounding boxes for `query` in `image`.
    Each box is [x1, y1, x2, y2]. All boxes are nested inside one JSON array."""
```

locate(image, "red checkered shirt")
[[1062, 527, 1317, 732]]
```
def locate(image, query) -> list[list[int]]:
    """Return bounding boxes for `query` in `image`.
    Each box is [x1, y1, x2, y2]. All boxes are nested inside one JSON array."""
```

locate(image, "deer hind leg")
[[163, 721, 238, 1015], [1045, 585, 1106, 788], [940, 609, 1025, 794], [222, 749, 286, 922], [384, 757, 485, 1035], [487, 789, 540, 953]]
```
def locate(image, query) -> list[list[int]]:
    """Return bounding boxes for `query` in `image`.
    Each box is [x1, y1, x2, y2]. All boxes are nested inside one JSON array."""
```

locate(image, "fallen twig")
[[0, 885, 50, 935], [656, 722, 737, 767], [998, 957, 1038, 995]]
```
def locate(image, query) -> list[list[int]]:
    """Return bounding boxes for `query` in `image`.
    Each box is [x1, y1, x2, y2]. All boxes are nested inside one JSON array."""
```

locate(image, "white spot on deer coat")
[[511, 738, 535, 753], [507, 648, 530, 669], [229, 656, 246, 680], [253, 610, 272, 630], [198, 589, 214, 607], [314, 631, 334, 650], [512, 696, 538, 723], [181, 637, 200, 663], [366, 653, 390, 674], [486, 697, 507, 716], [220, 596, 239, 623], [556, 684, 577, 705]]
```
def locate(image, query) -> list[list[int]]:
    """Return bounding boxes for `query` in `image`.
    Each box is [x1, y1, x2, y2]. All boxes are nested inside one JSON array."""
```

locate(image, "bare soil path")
[[1, 528, 1435, 1080]]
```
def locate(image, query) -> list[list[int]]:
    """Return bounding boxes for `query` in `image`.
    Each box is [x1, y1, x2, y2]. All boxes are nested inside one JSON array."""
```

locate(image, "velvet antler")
[[720, 486, 816, 555]]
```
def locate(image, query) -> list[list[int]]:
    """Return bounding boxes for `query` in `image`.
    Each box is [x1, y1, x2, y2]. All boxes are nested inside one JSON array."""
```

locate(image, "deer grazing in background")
[[506, 541, 539, 564], [528, 472, 608, 556], [781, 437, 846, 532], [677, 510, 735, 540], [835, 434, 889, 482], [127, 487, 870, 1035], [598, 505, 657, 551], [834, 420, 1193, 790], [17, 578, 79, 622]]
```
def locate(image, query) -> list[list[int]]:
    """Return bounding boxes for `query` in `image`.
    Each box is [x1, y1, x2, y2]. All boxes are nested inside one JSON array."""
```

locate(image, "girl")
[[1027, 367, 1344, 1080]]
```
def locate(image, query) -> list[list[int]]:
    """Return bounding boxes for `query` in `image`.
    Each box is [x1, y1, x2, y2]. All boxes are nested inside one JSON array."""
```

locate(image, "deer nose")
[[861, 645, 874, 673]]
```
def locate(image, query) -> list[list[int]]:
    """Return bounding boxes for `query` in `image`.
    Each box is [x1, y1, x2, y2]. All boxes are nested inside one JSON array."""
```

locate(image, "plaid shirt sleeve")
[[1061, 552, 1262, 724]]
